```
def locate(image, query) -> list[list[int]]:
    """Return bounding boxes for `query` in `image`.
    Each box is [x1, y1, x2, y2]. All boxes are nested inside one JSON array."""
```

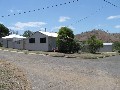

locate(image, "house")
[[99, 43, 113, 52], [1, 31, 58, 51], [23, 31, 58, 51], [1, 34, 26, 48]]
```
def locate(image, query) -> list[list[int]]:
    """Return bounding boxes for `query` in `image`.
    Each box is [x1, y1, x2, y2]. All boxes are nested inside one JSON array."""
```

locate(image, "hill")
[[75, 29, 120, 43]]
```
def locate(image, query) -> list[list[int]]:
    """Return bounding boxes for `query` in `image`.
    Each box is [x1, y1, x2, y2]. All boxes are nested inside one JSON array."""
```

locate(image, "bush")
[[72, 39, 81, 53], [87, 35, 103, 54], [113, 42, 120, 53]]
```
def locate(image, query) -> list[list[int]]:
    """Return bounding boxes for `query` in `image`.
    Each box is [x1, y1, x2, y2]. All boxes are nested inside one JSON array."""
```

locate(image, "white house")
[[23, 31, 58, 51], [1, 31, 58, 51], [1, 34, 26, 48], [99, 43, 113, 52]]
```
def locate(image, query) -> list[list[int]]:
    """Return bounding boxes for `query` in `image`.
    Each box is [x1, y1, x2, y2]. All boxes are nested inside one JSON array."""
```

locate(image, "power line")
[[67, 4, 107, 27], [1, 0, 79, 18], [67, 0, 120, 27], [103, 0, 120, 8]]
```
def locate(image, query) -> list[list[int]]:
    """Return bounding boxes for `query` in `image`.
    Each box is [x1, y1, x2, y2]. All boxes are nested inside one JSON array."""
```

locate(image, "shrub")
[[113, 42, 120, 53], [87, 35, 103, 54]]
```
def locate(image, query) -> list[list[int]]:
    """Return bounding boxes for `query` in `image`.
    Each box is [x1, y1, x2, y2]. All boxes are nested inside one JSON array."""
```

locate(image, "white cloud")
[[8, 22, 47, 30], [107, 15, 120, 20], [115, 25, 120, 29], [9, 9, 22, 13], [59, 16, 70, 22], [15, 22, 46, 28], [8, 26, 24, 30]]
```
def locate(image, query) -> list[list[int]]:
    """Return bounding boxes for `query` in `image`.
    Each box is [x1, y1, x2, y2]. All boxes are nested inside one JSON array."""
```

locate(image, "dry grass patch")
[[49, 52, 65, 57]]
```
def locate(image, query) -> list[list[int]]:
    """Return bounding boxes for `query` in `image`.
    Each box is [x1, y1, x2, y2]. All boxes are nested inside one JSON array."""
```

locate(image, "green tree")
[[0, 24, 9, 38], [113, 41, 120, 53], [87, 35, 103, 54], [23, 30, 33, 37], [57, 27, 74, 53], [72, 39, 81, 53]]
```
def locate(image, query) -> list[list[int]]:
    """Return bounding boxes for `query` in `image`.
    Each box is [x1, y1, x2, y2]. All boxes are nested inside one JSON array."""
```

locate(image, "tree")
[[0, 24, 9, 38], [72, 39, 81, 53], [23, 30, 33, 37], [57, 27, 74, 53], [113, 41, 120, 53], [87, 35, 103, 54]]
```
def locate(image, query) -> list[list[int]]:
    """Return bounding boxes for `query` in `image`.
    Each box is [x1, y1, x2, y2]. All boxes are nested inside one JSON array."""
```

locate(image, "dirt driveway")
[[0, 50, 120, 90]]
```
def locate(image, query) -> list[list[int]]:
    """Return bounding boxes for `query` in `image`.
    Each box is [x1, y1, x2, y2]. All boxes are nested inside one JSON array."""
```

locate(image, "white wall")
[[1, 39, 7, 48], [24, 32, 49, 51], [2, 38, 25, 49], [2, 39, 13, 48], [14, 40, 24, 50], [48, 37, 57, 51], [8, 40, 13, 48]]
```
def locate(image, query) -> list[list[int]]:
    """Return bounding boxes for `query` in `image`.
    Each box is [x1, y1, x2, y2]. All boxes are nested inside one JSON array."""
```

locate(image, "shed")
[[2, 34, 26, 48], [99, 43, 113, 52]]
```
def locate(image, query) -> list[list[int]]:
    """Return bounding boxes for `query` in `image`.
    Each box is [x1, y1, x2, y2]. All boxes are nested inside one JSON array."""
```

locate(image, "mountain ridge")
[[75, 29, 120, 43]]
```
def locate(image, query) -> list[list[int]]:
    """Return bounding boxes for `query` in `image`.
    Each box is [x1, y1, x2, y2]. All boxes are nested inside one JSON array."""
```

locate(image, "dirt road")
[[0, 50, 120, 90]]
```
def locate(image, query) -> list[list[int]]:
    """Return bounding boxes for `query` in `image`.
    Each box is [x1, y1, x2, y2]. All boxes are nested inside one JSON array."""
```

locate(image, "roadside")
[[0, 47, 119, 59], [0, 60, 31, 90]]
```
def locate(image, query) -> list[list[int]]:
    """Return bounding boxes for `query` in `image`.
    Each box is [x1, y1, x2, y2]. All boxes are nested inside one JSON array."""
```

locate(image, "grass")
[[0, 47, 119, 59], [63, 52, 119, 59], [0, 60, 31, 90], [49, 52, 65, 57], [75, 53, 99, 59]]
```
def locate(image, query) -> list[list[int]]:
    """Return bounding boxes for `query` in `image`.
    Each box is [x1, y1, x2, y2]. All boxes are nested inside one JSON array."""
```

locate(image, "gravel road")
[[0, 50, 120, 90]]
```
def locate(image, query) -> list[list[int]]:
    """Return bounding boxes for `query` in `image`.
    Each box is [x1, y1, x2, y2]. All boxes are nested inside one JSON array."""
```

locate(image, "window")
[[17, 41, 20, 44], [40, 38, 46, 43], [29, 38, 35, 43]]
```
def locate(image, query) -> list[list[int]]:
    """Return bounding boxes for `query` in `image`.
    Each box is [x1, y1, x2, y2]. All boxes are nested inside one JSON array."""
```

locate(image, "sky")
[[0, 0, 120, 35]]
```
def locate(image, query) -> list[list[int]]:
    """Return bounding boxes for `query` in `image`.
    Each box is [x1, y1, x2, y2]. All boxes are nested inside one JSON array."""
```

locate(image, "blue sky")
[[0, 0, 120, 35]]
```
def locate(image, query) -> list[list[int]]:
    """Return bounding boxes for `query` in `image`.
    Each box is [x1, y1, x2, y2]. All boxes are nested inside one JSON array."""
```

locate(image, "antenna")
[[45, 28, 46, 32]]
